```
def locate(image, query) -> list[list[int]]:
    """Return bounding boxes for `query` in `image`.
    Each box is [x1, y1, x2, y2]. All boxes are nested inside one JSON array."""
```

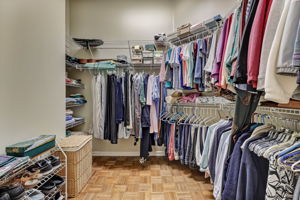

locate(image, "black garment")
[[115, 77, 124, 124], [157, 121, 166, 146], [124, 72, 130, 126], [229, 87, 261, 154], [140, 127, 150, 159], [104, 74, 118, 144], [232, 87, 261, 136], [234, 0, 260, 84]]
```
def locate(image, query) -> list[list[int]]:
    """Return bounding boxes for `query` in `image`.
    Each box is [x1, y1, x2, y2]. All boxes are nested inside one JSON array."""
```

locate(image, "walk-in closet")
[[1, 0, 300, 199]]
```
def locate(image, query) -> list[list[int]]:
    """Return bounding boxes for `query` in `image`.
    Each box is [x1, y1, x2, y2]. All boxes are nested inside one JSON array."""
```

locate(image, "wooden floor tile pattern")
[[70, 157, 214, 200]]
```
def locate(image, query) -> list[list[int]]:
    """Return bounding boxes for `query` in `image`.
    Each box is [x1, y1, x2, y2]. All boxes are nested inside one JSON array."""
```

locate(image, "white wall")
[[0, 0, 65, 154], [174, 0, 237, 28]]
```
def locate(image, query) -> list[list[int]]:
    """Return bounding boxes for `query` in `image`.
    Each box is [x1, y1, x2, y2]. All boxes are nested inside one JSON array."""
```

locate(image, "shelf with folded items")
[[66, 60, 84, 69], [130, 63, 161, 68], [66, 82, 85, 89], [66, 103, 85, 108], [66, 119, 85, 130]]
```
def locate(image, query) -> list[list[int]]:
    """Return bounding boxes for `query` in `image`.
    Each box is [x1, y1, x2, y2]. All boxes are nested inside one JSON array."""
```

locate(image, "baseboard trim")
[[92, 151, 165, 157]]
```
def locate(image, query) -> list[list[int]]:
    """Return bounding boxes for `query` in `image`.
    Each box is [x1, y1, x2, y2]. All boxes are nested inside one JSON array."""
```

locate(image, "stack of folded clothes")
[[65, 76, 82, 86], [65, 94, 87, 107], [65, 109, 84, 127], [195, 96, 234, 105], [66, 55, 80, 66]]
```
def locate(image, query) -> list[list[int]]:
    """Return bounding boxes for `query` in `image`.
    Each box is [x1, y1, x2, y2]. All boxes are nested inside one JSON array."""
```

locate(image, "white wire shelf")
[[0, 147, 59, 186], [66, 61, 160, 70], [66, 83, 84, 89], [66, 103, 85, 108], [21, 164, 66, 200], [66, 119, 85, 130], [168, 103, 300, 116], [44, 185, 66, 200]]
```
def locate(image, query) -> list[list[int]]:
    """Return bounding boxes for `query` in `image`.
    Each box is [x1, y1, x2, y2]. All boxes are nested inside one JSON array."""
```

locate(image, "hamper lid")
[[58, 135, 92, 152]]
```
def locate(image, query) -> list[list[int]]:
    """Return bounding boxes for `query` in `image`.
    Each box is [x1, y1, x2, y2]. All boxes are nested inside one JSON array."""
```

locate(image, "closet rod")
[[168, 103, 300, 116]]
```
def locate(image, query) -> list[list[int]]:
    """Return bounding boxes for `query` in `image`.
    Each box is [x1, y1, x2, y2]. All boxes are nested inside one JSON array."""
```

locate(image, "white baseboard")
[[92, 151, 165, 157]]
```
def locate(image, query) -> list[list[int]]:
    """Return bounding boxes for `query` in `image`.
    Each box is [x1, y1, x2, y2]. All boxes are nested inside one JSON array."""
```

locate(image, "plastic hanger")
[[291, 159, 300, 172]]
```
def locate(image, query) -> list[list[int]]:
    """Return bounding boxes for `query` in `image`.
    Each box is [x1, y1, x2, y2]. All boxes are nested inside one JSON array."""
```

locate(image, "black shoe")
[[49, 175, 65, 188], [46, 156, 61, 169], [40, 182, 56, 194], [28, 160, 53, 175], [0, 193, 10, 200], [52, 191, 63, 200], [0, 185, 25, 200]]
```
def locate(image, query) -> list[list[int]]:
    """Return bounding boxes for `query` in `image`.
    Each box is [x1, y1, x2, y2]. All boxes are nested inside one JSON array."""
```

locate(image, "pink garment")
[[178, 93, 200, 103], [168, 124, 175, 161], [159, 52, 166, 82], [211, 19, 228, 83], [147, 75, 158, 133], [219, 14, 233, 89], [247, 0, 273, 88]]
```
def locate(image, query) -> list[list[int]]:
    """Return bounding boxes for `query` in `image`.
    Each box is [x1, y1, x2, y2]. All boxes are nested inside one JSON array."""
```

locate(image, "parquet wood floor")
[[70, 157, 214, 200]]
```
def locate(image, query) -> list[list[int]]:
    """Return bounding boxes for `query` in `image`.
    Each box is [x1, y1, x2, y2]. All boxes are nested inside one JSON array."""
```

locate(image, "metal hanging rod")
[[168, 103, 300, 116]]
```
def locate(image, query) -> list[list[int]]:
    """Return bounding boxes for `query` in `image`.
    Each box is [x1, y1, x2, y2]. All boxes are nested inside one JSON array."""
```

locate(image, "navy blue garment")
[[115, 77, 124, 124], [185, 127, 192, 165], [124, 72, 130, 126], [236, 133, 270, 200], [180, 125, 188, 164], [208, 121, 232, 182], [165, 123, 171, 156], [221, 132, 252, 200], [178, 124, 184, 162], [141, 74, 151, 128]]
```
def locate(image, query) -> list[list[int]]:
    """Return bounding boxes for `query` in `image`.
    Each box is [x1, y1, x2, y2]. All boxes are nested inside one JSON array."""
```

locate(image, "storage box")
[[145, 44, 156, 51], [177, 23, 191, 37], [154, 57, 163, 64], [131, 54, 143, 60], [143, 57, 153, 64], [142, 51, 154, 58], [131, 59, 143, 64], [6, 135, 56, 158], [57, 135, 92, 197]]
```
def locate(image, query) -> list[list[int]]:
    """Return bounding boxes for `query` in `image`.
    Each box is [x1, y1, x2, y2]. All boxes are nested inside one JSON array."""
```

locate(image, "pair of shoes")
[[0, 184, 25, 200], [20, 170, 44, 189], [27, 156, 61, 176], [46, 156, 61, 170], [25, 189, 45, 200], [139, 157, 147, 164], [52, 191, 64, 200], [40, 175, 65, 194]]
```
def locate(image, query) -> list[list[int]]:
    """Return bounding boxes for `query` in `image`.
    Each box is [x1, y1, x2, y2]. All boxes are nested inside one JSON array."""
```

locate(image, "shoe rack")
[[0, 144, 68, 200]]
